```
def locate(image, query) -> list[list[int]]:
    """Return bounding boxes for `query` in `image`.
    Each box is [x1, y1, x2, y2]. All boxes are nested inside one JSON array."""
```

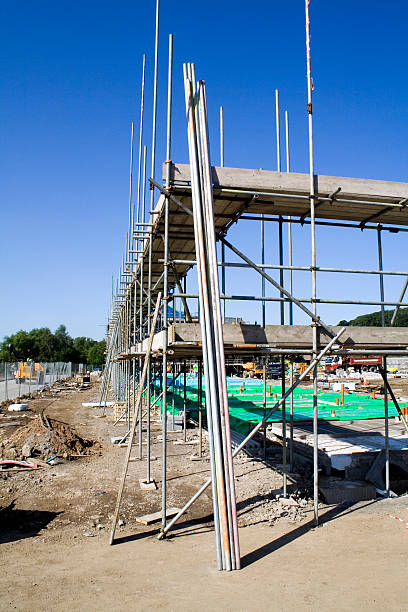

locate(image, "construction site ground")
[[1, 381, 408, 611]]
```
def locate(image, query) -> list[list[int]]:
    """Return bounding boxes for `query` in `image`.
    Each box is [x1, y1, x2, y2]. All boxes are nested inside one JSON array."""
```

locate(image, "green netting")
[[152, 377, 406, 437]]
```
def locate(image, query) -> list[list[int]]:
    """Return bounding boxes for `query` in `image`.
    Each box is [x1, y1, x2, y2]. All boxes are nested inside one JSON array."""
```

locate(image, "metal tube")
[[162, 258, 408, 278], [183, 360, 187, 442], [127, 122, 134, 257], [161, 198, 169, 531], [279, 217, 287, 495], [165, 34, 173, 186], [136, 54, 146, 229], [198, 360, 202, 458], [390, 277, 408, 326], [285, 110, 294, 466], [221, 242, 226, 323], [379, 366, 408, 434], [377, 227, 386, 327], [377, 227, 389, 494], [384, 356, 390, 495], [183, 64, 223, 568], [149, 0, 160, 215], [142, 146, 147, 224], [275, 89, 281, 172], [170, 292, 408, 307], [146, 229, 153, 482], [220, 106, 224, 167], [200, 79, 240, 569], [305, 0, 319, 525], [263, 363, 267, 460], [261, 215, 265, 327]]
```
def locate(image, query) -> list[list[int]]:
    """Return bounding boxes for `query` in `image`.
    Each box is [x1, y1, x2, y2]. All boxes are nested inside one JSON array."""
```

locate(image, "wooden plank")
[[166, 323, 408, 349], [129, 323, 408, 355], [168, 163, 408, 204], [136, 507, 182, 525]]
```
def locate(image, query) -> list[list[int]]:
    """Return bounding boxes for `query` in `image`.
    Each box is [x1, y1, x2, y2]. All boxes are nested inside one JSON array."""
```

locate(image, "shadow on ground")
[[0, 502, 60, 544], [241, 499, 378, 568]]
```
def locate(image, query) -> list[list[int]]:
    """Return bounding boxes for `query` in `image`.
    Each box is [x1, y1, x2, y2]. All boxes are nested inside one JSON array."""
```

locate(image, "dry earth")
[[0, 381, 407, 611]]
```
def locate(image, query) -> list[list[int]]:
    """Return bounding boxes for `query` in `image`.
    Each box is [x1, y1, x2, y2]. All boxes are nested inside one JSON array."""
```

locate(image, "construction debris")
[[1, 416, 100, 461]]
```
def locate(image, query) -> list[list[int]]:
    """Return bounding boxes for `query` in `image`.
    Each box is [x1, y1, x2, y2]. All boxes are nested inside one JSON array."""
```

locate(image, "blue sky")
[[1, 0, 407, 340]]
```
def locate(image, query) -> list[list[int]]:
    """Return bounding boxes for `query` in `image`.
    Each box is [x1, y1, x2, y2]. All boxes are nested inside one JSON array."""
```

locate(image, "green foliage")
[[0, 325, 106, 364], [338, 307, 408, 327], [87, 341, 106, 366]]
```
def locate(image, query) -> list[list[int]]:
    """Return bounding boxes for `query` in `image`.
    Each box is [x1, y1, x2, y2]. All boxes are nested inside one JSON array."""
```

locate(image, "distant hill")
[[338, 307, 408, 327]]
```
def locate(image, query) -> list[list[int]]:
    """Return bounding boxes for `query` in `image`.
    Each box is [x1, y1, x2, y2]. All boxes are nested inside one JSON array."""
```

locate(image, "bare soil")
[[0, 381, 407, 611]]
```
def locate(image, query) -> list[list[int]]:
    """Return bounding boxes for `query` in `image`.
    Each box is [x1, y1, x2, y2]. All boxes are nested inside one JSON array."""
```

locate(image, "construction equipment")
[[14, 362, 44, 384], [240, 361, 284, 379], [324, 355, 383, 374]]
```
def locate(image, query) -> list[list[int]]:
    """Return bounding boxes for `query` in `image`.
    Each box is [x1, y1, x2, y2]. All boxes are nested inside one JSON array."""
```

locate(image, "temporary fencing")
[[0, 362, 74, 402]]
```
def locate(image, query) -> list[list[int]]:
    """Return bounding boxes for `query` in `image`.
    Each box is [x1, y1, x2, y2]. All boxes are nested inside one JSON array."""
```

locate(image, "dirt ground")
[[1, 381, 408, 611]]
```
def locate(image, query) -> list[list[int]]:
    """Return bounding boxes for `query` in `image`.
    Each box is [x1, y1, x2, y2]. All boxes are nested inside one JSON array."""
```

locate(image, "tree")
[[87, 341, 106, 366], [73, 337, 97, 363], [0, 325, 105, 364], [338, 307, 408, 327]]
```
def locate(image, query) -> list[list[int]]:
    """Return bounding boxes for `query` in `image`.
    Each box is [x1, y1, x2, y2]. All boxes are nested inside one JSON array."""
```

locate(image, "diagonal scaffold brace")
[[109, 292, 162, 545]]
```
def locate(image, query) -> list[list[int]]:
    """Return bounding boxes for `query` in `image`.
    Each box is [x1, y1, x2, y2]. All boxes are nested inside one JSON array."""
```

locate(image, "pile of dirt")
[[0, 416, 101, 461]]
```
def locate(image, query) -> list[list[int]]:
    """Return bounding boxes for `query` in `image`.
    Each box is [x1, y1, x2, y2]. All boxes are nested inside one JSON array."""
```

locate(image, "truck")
[[324, 355, 383, 374]]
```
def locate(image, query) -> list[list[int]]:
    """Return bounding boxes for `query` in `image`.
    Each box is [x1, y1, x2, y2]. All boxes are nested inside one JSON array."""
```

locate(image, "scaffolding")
[[102, 0, 408, 570]]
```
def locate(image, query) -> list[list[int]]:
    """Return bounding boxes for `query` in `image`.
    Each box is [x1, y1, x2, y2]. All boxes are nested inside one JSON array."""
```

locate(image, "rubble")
[[1, 416, 101, 461]]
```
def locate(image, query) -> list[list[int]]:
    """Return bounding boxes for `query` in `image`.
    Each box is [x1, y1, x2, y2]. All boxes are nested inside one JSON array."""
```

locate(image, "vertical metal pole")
[[285, 111, 293, 325], [221, 242, 226, 323], [165, 33, 173, 186], [183, 360, 187, 442], [5, 362, 8, 401], [279, 217, 287, 494], [128, 122, 134, 256], [142, 146, 147, 224], [198, 359, 203, 458], [377, 226, 385, 327], [136, 54, 146, 228], [377, 226, 389, 494], [161, 200, 169, 531], [146, 228, 153, 482], [220, 106, 224, 167], [160, 30, 173, 522], [286, 111, 295, 466], [171, 363, 175, 431], [279, 217, 285, 323], [275, 89, 281, 172], [183, 275, 187, 324], [261, 215, 265, 328], [150, 0, 160, 200], [305, 0, 319, 525], [263, 363, 267, 460]]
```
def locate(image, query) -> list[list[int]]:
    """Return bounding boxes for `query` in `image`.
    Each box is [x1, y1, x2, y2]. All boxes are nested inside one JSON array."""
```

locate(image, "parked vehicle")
[[324, 355, 382, 374]]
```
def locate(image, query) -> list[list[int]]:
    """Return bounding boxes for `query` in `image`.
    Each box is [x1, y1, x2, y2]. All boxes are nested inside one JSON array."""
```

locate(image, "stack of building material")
[[183, 63, 240, 571]]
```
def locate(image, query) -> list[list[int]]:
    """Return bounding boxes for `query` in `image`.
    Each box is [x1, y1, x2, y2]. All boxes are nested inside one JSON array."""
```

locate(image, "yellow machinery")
[[15, 362, 44, 383], [293, 362, 308, 374], [242, 362, 263, 378]]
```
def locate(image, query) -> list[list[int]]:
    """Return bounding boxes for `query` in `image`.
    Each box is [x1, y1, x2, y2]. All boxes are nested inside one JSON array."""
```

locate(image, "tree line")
[[0, 325, 106, 365], [338, 307, 408, 327]]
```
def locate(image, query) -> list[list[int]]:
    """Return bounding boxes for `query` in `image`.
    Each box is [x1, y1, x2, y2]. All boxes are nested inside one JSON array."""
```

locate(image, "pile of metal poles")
[[183, 63, 240, 571]]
